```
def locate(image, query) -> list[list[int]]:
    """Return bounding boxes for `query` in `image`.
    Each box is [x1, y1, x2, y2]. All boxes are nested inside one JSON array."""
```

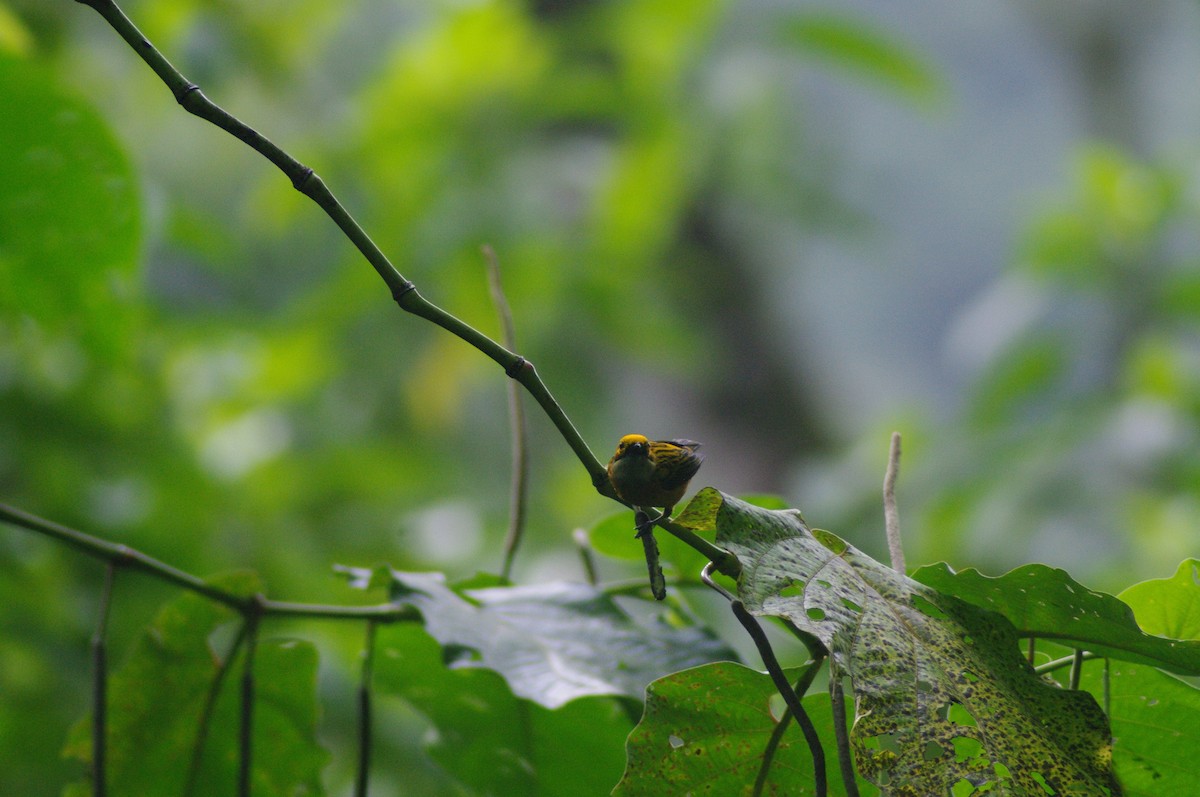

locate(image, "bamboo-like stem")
[[71, 0, 612, 499], [91, 562, 117, 797], [883, 432, 905, 573], [356, 621, 378, 797], [483, 245, 529, 581]]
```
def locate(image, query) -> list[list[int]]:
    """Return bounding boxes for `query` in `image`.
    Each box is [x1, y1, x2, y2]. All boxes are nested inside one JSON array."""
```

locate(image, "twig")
[[71, 0, 613, 498], [638, 510, 667, 600], [828, 669, 861, 797], [185, 623, 248, 797], [91, 562, 117, 797], [483, 245, 529, 581], [883, 432, 905, 573], [701, 564, 826, 796], [752, 658, 828, 797], [0, 504, 420, 623], [356, 621, 378, 797], [655, 515, 741, 579], [573, 529, 599, 586], [238, 609, 261, 797], [1069, 648, 1085, 691], [730, 601, 826, 797], [1033, 650, 1099, 676]]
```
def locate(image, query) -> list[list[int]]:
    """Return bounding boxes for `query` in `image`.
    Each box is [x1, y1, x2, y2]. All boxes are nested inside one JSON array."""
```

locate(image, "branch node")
[[173, 82, 201, 106], [390, 280, 417, 304], [504, 356, 528, 379], [291, 166, 315, 191]]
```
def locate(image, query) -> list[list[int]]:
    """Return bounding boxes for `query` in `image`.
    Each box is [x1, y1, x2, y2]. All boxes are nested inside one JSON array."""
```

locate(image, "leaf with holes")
[[384, 571, 738, 709], [679, 488, 1121, 796], [911, 562, 1200, 675]]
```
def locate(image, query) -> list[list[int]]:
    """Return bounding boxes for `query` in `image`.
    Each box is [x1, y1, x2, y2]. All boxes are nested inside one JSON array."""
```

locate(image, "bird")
[[607, 434, 703, 534]]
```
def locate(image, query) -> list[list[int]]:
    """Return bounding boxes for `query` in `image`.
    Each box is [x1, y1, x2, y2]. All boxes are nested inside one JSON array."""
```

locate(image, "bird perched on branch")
[[607, 434, 703, 532]]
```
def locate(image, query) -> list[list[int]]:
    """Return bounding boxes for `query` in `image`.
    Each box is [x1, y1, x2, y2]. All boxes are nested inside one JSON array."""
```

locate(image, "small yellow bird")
[[607, 434, 704, 522]]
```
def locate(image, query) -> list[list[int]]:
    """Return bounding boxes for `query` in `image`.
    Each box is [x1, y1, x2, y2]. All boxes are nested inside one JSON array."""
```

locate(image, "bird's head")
[[613, 433, 650, 461]]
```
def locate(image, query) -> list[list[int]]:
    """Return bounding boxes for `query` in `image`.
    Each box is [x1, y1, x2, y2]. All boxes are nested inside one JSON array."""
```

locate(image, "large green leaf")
[[911, 562, 1200, 675], [0, 55, 140, 346], [1078, 663, 1200, 796], [679, 489, 1120, 796], [615, 661, 877, 797], [385, 570, 738, 708], [1117, 559, 1200, 641], [373, 622, 632, 796], [62, 572, 327, 796]]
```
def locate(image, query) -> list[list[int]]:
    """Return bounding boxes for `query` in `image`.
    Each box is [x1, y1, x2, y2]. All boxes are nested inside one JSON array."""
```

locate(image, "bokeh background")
[[4, 0, 1200, 792]]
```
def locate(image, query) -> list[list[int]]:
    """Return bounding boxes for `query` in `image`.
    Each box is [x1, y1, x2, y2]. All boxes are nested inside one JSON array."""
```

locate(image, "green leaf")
[[912, 562, 1200, 675], [779, 12, 945, 107], [701, 492, 1119, 796], [373, 623, 632, 796], [615, 661, 877, 796], [0, 55, 140, 347], [385, 571, 737, 708], [1118, 559, 1200, 641], [1078, 662, 1200, 796], [62, 573, 327, 796]]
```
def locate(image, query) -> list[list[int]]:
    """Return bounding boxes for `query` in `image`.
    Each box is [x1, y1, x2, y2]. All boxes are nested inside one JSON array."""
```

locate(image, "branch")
[[883, 431, 905, 573], [71, 0, 613, 498], [483, 245, 529, 581], [91, 562, 116, 797], [0, 503, 420, 622]]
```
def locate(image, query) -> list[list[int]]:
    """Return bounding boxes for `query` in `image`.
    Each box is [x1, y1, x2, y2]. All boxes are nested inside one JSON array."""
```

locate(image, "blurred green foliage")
[[3, 0, 1200, 793]]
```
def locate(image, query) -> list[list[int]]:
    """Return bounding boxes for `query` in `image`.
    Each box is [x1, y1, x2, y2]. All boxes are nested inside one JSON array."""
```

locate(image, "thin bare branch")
[[91, 562, 117, 797], [72, 0, 612, 497], [483, 245, 529, 581], [883, 431, 906, 573]]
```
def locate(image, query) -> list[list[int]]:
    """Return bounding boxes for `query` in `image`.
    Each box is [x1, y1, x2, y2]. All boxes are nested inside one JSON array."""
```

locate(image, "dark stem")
[[637, 511, 667, 601], [752, 659, 828, 797], [91, 562, 117, 797], [356, 621, 378, 797], [730, 601, 826, 797], [827, 670, 860, 797], [238, 606, 262, 797], [1069, 648, 1085, 691]]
